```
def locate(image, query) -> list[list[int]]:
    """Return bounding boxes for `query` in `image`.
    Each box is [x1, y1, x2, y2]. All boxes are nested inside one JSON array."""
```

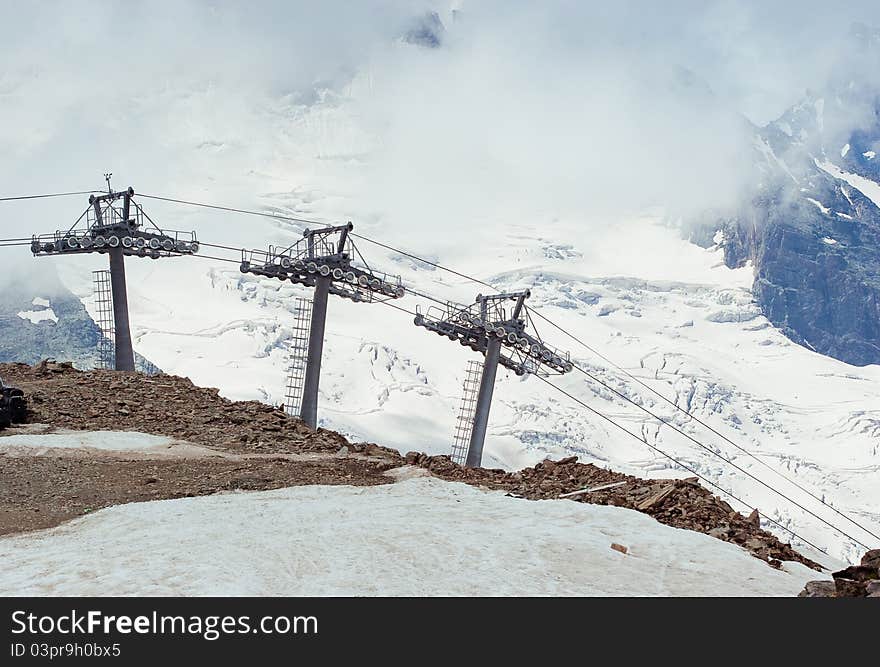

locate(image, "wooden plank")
[[558, 480, 627, 498]]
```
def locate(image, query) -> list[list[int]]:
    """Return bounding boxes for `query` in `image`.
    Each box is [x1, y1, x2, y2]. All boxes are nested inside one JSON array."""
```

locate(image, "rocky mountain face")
[[0, 265, 103, 369], [0, 361, 822, 570], [688, 84, 880, 366], [0, 263, 159, 373], [403, 11, 446, 48]]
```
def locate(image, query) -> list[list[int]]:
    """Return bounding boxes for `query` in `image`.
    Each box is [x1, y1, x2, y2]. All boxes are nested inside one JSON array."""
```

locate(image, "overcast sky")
[[1, 0, 878, 247]]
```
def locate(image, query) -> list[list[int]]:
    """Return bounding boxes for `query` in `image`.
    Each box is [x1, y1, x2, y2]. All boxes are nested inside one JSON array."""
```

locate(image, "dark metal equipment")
[[92, 270, 116, 370], [30, 183, 199, 371], [0, 378, 26, 428], [450, 360, 482, 465], [240, 223, 405, 429], [283, 297, 313, 418], [414, 290, 574, 467]]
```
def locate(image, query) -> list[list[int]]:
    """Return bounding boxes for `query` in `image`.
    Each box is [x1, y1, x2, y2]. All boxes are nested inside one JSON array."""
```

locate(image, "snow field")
[[0, 477, 822, 597]]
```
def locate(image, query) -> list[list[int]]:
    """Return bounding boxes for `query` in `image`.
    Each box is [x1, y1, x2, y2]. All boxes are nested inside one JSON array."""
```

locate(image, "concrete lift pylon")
[[415, 289, 574, 468], [240, 222, 405, 429], [30, 178, 200, 371]]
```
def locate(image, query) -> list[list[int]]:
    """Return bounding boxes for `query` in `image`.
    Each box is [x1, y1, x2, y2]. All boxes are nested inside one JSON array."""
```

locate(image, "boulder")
[[831, 566, 878, 597], [834, 578, 868, 598], [798, 581, 836, 598], [860, 549, 880, 571], [832, 565, 879, 582]]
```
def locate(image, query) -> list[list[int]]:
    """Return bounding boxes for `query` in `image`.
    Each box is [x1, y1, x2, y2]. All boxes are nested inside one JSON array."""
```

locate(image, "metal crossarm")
[[30, 188, 199, 260], [239, 223, 404, 303], [414, 291, 574, 377]]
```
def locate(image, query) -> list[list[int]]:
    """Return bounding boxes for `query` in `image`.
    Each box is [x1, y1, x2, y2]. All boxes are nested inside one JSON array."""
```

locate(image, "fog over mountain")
[[1, 0, 879, 239]]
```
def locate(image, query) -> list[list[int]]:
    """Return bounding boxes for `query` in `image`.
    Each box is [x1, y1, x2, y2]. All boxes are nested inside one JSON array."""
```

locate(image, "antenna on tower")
[[30, 179, 200, 371], [240, 222, 405, 429], [414, 290, 573, 467]]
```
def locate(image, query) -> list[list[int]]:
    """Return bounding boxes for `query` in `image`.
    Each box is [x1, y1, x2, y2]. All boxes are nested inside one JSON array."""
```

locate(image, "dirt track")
[[0, 448, 394, 535]]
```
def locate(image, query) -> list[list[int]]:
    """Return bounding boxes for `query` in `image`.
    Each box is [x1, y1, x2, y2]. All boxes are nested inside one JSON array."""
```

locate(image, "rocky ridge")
[[406, 452, 819, 570], [799, 549, 880, 597]]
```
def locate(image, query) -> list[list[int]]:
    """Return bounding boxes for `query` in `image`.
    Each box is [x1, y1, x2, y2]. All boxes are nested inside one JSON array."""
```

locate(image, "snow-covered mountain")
[[691, 55, 880, 367], [2, 8, 879, 567]]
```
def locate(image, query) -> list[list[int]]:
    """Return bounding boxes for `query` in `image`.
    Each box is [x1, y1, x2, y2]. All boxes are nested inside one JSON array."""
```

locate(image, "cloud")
[[0, 0, 878, 253]]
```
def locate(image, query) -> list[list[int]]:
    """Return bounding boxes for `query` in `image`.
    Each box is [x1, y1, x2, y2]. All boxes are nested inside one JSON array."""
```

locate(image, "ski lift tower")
[[30, 179, 200, 371], [414, 290, 574, 468], [240, 222, 405, 429]]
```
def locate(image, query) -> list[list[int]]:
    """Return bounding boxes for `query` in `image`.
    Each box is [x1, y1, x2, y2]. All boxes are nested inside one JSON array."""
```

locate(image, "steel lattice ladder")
[[93, 270, 115, 370], [450, 360, 483, 464], [284, 297, 313, 417]]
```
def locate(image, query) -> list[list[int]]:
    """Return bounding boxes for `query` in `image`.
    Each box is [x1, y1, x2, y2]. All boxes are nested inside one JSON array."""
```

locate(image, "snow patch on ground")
[[806, 197, 831, 215], [0, 477, 822, 596], [816, 159, 880, 208], [17, 308, 58, 324], [16, 297, 58, 324], [0, 431, 177, 453]]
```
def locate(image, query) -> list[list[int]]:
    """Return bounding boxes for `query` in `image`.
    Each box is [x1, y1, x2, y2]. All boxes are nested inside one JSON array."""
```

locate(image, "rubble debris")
[[402, 452, 820, 570], [636, 483, 676, 511], [861, 549, 880, 571], [746, 508, 761, 527], [798, 549, 880, 597], [798, 581, 837, 598]]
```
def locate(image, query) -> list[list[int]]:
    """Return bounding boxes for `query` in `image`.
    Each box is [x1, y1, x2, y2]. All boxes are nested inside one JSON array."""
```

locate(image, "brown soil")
[[0, 361, 349, 455], [0, 454, 393, 536], [0, 361, 822, 570]]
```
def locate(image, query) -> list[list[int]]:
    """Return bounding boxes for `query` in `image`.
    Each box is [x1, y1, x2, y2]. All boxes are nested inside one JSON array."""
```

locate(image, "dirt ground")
[[0, 361, 353, 455], [0, 449, 394, 536], [0, 361, 406, 536]]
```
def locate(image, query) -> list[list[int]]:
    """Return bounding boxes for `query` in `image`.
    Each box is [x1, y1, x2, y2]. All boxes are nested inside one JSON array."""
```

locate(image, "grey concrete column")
[[300, 276, 330, 429], [466, 337, 502, 468], [108, 247, 135, 372]]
